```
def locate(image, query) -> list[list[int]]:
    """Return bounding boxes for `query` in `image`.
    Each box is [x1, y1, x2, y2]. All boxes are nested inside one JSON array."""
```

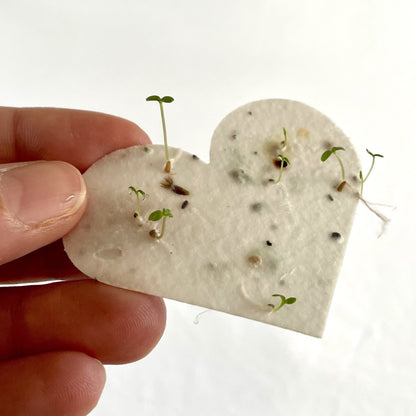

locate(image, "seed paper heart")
[[64, 99, 360, 337]]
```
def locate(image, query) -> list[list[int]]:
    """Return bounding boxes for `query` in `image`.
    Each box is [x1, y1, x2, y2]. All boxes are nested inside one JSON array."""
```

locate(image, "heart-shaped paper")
[[64, 99, 360, 337]]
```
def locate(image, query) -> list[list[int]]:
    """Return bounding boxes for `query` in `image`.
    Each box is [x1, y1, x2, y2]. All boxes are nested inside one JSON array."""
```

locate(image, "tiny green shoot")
[[321, 146, 346, 191], [359, 149, 384, 196], [148, 208, 173, 239], [268, 294, 297, 312], [275, 154, 290, 184], [146, 95, 174, 173], [282, 127, 288, 148], [128, 186, 146, 224]]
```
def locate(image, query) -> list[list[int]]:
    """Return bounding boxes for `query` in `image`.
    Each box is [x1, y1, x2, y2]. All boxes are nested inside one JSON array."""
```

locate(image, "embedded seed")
[[161, 176, 190, 195], [337, 181, 346, 192], [273, 158, 288, 169], [296, 127, 310, 138], [331, 232, 342, 240], [251, 202, 262, 212], [173, 185, 190, 195], [247, 255, 262, 268], [149, 230, 158, 238]]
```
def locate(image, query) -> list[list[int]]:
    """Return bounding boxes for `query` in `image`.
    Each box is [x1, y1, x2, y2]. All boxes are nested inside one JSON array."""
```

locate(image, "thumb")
[[0, 161, 86, 265]]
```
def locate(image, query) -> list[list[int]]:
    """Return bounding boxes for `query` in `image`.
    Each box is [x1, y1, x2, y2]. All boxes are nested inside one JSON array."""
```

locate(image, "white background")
[[1, 1, 415, 415]]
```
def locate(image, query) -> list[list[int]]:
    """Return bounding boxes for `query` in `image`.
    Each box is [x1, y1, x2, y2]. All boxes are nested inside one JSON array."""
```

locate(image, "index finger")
[[0, 107, 150, 171]]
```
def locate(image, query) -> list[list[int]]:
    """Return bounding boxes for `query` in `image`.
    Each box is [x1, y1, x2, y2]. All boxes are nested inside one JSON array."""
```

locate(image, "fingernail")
[[0, 161, 86, 226]]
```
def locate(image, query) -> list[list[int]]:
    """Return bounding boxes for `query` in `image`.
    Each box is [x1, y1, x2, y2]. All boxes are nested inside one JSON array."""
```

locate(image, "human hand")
[[0, 107, 166, 415]]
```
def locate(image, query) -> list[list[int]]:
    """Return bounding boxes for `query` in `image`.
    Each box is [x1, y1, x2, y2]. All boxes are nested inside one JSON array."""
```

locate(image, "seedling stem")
[[282, 127, 287, 148], [146, 95, 174, 172], [321, 147, 346, 190], [333, 151, 345, 182], [148, 208, 173, 239], [128, 186, 146, 223], [359, 149, 384, 196], [275, 154, 290, 184]]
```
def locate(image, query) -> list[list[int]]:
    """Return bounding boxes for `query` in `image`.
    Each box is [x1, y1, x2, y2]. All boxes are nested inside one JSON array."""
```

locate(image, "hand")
[[0, 107, 166, 415]]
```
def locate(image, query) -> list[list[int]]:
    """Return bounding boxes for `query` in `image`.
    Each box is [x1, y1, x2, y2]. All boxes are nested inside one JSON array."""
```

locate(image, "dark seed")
[[192, 154, 199, 160], [266, 240, 272, 246], [251, 202, 262, 212], [331, 232, 342, 240], [173, 185, 190, 195], [161, 176, 190, 195], [253, 151, 258, 155], [181, 200, 189, 209], [133, 213, 138, 218], [247, 111, 252, 115], [273, 158, 288, 169], [327, 194, 334, 201]]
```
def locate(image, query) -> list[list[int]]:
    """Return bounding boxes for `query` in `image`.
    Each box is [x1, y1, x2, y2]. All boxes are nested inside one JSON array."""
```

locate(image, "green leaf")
[[359, 170, 363, 180], [332, 146, 345, 152], [128, 186, 137, 193], [272, 294, 285, 301], [138, 190, 146, 199], [276, 154, 290, 164], [286, 297, 297, 304], [162, 208, 173, 217], [161, 96, 174, 103], [321, 150, 332, 161], [366, 148, 384, 158], [149, 210, 163, 221], [146, 95, 161, 102], [276, 155, 290, 165]]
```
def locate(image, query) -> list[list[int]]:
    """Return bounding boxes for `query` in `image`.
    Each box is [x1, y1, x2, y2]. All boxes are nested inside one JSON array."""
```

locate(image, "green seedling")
[[146, 95, 174, 173], [148, 208, 173, 239], [128, 186, 146, 224], [359, 149, 384, 196], [282, 127, 288, 148], [274, 154, 290, 184], [321, 146, 346, 191], [268, 294, 297, 312]]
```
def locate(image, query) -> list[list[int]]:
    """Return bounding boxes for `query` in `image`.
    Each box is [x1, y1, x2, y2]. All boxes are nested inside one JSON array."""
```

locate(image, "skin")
[[0, 107, 166, 416]]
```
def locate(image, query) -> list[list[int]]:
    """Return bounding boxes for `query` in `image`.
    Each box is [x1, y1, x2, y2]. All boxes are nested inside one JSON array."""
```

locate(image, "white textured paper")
[[64, 99, 360, 337]]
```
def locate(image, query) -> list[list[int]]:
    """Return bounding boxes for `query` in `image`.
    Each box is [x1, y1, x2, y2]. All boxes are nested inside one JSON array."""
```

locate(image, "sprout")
[[128, 186, 146, 224], [146, 95, 174, 173], [148, 208, 173, 239], [268, 294, 297, 312], [282, 127, 288, 149], [359, 149, 384, 196], [321, 146, 346, 191], [274, 154, 291, 184]]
